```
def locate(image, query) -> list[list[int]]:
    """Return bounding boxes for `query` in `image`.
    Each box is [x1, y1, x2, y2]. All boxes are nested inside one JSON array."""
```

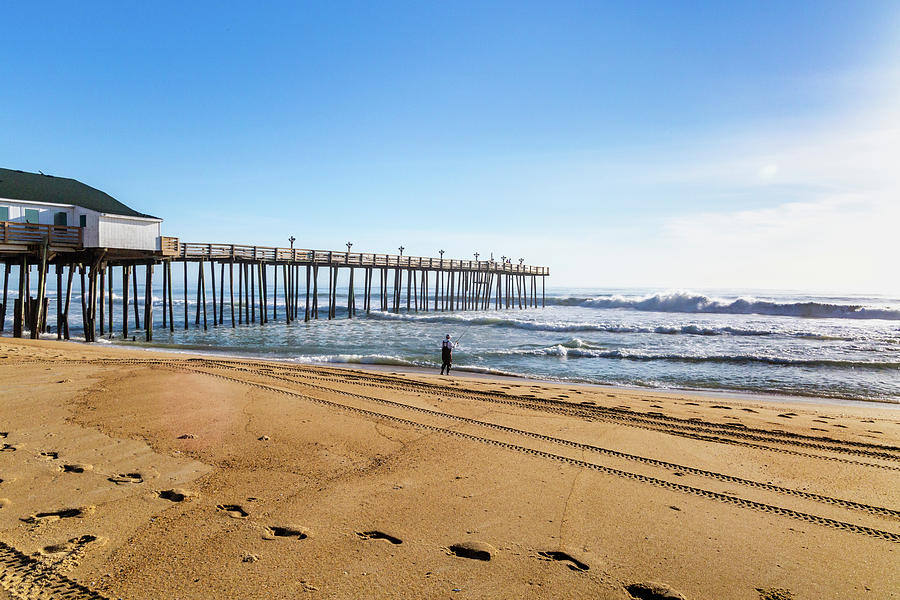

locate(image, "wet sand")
[[0, 338, 897, 599]]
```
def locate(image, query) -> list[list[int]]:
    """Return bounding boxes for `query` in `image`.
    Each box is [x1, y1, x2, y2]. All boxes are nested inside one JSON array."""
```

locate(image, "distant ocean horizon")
[[13, 282, 898, 404]]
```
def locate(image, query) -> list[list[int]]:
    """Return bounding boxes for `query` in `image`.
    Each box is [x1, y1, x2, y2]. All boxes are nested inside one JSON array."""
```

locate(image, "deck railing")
[[0, 221, 83, 247], [178, 242, 549, 275]]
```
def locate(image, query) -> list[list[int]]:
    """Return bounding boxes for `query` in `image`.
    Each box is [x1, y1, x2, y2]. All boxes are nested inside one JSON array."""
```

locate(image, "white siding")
[[98, 214, 160, 250], [1, 196, 162, 250], [0, 197, 75, 225]]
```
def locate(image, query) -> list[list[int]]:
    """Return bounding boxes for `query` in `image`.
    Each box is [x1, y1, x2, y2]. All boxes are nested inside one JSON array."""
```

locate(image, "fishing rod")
[[454, 326, 474, 345]]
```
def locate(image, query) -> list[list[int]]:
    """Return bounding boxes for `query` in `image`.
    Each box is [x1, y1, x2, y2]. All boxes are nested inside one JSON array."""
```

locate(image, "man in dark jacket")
[[440, 334, 455, 375]]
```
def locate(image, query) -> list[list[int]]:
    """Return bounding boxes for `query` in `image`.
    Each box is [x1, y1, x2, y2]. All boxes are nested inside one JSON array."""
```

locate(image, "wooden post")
[[219, 262, 225, 325], [109, 265, 114, 335], [236, 261, 242, 324], [168, 262, 175, 332], [406, 268, 412, 311], [312, 265, 319, 319], [85, 263, 96, 342], [250, 262, 256, 323], [228, 261, 235, 327], [99, 267, 105, 335], [0, 262, 8, 333], [199, 260, 208, 330], [283, 264, 291, 322], [30, 242, 48, 339], [145, 263, 153, 341], [195, 262, 203, 326], [257, 263, 263, 324], [56, 264, 63, 339], [304, 265, 310, 322], [63, 264, 73, 339], [244, 263, 251, 324], [161, 263, 167, 329], [183, 261, 188, 330], [14, 257, 26, 337], [348, 267, 355, 318], [326, 266, 333, 320], [119, 265, 127, 338], [13, 299, 22, 338], [210, 259, 217, 326], [132, 265, 141, 329], [365, 267, 372, 314], [79, 266, 87, 339], [273, 262, 277, 321]]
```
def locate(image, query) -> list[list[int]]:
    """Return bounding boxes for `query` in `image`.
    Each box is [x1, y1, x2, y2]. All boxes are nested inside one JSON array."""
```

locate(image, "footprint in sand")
[[40, 451, 59, 460], [0, 498, 10, 509], [356, 530, 402, 544], [0, 432, 7, 438], [626, 581, 687, 599], [158, 489, 196, 502], [756, 588, 794, 600], [538, 550, 590, 572], [1, 443, 20, 452], [447, 541, 494, 561], [22, 506, 95, 523], [62, 463, 93, 473], [108, 472, 143, 485], [41, 534, 103, 556], [216, 504, 250, 518], [263, 525, 309, 540], [741, 408, 758, 413]]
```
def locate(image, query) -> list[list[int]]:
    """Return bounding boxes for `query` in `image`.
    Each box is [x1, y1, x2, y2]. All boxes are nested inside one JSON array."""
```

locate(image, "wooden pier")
[[0, 230, 549, 342]]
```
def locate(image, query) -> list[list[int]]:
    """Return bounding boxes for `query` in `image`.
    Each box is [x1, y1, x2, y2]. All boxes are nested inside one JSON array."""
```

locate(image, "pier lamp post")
[[346, 242, 352, 252], [439, 249, 444, 259], [398, 246, 404, 257], [519, 258, 524, 271], [474, 252, 479, 262], [289, 236, 295, 249]]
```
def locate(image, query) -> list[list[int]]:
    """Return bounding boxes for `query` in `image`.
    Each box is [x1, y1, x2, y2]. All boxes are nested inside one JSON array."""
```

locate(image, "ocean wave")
[[367, 310, 858, 339], [547, 292, 900, 320], [497, 345, 900, 369]]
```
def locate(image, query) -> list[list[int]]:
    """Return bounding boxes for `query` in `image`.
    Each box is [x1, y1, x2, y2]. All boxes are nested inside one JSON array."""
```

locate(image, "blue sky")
[[3, 2, 898, 293]]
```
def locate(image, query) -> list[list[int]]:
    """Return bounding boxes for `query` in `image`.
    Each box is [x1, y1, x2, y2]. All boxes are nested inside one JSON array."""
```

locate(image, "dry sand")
[[0, 338, 897, 599]]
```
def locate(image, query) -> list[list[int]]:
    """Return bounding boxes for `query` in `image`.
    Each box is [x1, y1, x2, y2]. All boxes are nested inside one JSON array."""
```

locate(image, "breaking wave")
[[497, 344, 900, 370], [547, 292, 900, 320], [366, 311, 849, 338]]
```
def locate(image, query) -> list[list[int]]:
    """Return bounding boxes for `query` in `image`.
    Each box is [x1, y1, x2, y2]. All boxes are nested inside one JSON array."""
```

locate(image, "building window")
[[79, 215, 87, 228], [54, 212, 68, 226], [0, 206, 8, 221], [25, 209, 39, 224]]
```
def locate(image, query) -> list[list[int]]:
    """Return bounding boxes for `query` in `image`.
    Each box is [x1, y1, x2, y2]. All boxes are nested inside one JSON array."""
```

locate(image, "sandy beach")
[[0, 338, 897, 599]]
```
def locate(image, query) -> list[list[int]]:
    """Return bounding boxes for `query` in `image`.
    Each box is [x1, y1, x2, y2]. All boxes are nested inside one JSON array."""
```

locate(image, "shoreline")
[[24, 333, 900, 409]]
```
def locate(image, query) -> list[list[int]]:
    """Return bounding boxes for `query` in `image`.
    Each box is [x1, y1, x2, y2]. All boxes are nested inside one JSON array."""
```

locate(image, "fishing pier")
[[0, 168, 549, 343]]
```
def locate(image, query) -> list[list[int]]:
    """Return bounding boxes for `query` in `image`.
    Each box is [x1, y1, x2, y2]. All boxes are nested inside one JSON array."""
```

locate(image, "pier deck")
[[1, 230, 549, 342]]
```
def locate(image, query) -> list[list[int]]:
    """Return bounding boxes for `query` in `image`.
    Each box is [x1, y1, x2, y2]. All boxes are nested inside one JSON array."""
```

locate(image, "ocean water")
[[6, 279, 900, 403]]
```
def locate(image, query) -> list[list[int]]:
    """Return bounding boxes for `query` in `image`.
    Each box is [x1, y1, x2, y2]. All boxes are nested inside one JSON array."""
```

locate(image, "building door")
[[54, 212, 68, 226]]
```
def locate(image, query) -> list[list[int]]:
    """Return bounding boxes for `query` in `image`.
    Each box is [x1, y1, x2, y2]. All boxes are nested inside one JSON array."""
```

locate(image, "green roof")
[[0, 168, 157, 219]]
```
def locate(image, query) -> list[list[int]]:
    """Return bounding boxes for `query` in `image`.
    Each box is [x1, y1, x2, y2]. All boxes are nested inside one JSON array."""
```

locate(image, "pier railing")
[[0, 221, 83, 247], [178, 242, 549, 275]]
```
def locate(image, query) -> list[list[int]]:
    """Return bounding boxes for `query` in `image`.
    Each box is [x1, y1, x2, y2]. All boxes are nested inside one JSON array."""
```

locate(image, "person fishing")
[[440, 334, 456, 375]]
